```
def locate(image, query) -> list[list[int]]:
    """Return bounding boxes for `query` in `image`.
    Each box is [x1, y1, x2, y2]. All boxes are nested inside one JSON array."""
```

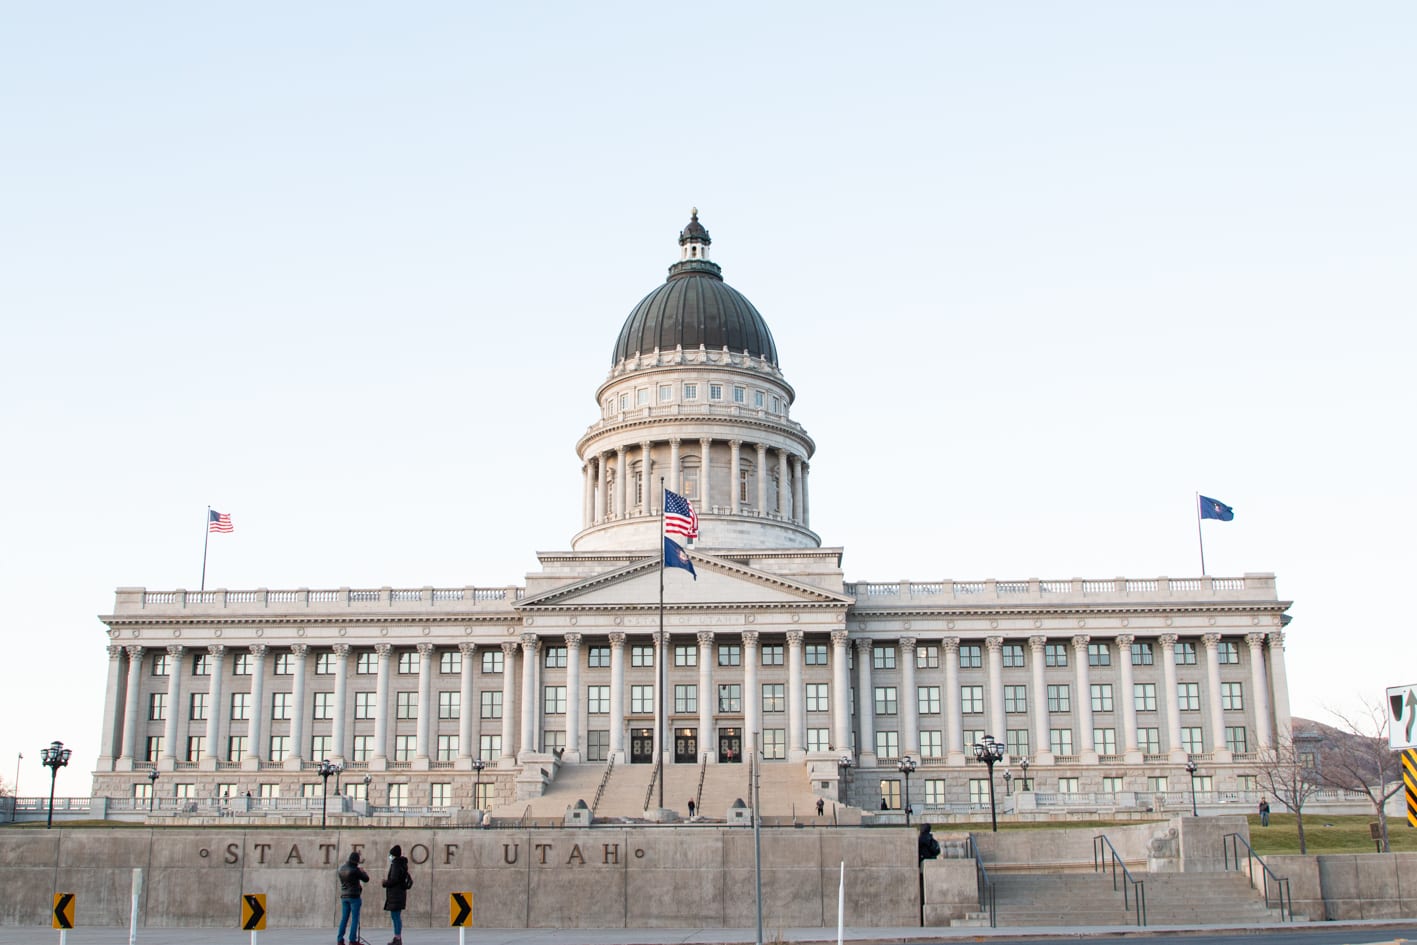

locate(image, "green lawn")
[[1245, 813, 1417, 855]]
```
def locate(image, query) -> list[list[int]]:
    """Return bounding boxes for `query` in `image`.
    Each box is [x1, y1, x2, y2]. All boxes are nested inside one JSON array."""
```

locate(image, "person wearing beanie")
[[381, 843, 411, 945]]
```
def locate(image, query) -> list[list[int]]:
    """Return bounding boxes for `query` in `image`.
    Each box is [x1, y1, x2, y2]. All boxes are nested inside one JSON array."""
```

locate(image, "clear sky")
[[2, 3, 1413, 796]]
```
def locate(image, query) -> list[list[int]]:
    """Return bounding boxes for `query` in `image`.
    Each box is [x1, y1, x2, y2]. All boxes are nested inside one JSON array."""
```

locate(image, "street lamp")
[[1019, 758, 1030, 792], [1003, 771, 1013, 797], [472, 758, 487, 811], [972, 735, 1006, 832], [146, 768, 159, 814], [897, 756, 917, 825], [317, 759, 341, 829], [837, 754, 853, 809], [362, 774, 372, 807], [1185, 759, 1200, 817], [39, 741, 71, 829]]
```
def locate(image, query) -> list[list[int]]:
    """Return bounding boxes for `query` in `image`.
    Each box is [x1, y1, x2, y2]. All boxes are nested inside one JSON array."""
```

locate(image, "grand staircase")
[[988, 868, 1292, 927]]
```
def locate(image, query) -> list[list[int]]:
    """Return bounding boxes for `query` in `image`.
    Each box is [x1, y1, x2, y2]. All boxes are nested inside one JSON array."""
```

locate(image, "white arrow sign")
[[1387, 684, 1417, 750]]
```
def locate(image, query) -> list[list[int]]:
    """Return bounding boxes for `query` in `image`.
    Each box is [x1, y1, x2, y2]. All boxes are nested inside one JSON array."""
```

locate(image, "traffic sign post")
[[241, 892, 266, 944], [52, 892, 75, 944], [450, 891, 474, 945], [1404, 748, 1416, 829]]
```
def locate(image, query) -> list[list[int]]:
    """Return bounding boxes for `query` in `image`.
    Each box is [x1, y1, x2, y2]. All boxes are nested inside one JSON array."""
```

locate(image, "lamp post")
[[1003, 771, 1013, 797], [1185, 759, 1199, 817], [39, 741, 71, 829], [897, 756, 917, 825], [1019, 758, 1030, 792], [146, 768, 159, 814], [472, 758, 487, 811], [972, 735, 1006, 832], [363, 774, 372, 808], [317, 759, 341, 829]]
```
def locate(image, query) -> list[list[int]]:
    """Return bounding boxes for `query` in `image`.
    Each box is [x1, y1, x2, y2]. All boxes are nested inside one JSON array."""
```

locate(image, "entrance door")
[[718, 727, 742, 764], [674, 727, 698, 764], [630, 728, 654, 764]]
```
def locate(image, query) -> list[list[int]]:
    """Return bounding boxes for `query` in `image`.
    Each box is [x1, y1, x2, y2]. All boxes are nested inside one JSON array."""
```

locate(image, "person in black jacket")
[[336, 849, 369, 945], [381, 844, 411, 945], [918, 823, 941, 862]]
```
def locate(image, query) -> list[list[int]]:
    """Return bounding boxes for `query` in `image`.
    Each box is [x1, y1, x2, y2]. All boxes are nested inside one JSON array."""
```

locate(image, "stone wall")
[[0, 826, 918, 930], [1267, 853, 1417, 920]]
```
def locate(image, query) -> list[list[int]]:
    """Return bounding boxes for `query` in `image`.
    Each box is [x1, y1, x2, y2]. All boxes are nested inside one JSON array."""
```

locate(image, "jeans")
[[338, 897, 362, 942], [391, 909, 403, 935]]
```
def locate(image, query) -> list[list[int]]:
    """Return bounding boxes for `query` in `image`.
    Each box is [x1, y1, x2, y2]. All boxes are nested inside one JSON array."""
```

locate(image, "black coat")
[[382, 855, 410, 912], [338, 858, 369, 899]]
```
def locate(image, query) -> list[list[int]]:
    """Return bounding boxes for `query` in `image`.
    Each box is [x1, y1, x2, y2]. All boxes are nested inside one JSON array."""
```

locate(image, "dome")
[[611, 213, 779, 366]]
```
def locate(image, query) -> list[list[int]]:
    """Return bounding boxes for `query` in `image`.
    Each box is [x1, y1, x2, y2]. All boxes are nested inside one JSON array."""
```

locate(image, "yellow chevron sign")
[[52, 892, 75, 930], [241, 893, 267, 931], [450, 891, 474, 927], [1403, 749, 1416, 829]]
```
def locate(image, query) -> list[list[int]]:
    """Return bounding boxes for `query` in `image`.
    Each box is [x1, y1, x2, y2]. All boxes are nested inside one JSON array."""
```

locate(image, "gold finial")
[[690, 206, 698, 219]]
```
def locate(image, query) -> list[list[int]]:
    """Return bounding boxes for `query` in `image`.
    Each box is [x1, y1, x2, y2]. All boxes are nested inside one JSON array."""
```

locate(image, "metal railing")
[[1092, 834, 1147, 926], [1223, 833, 1292, 921], [590, 757, 615, 816], [642, 758, 661, 812], [966, 833, 996, 928]]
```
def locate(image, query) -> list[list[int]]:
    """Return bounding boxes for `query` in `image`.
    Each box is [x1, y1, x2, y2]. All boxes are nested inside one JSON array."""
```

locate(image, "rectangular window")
[[1130, 642, 1154, 665], [189, 692, 207, 721], [916, 645, 940, 669], [1006, 728, 1030, 758], [873, 686, 897, 716], [588, 646, 610, 668], [481, 691, 503, 719], [630, 645, 654, 667], [152, 653, 170, 676], [134, 783, 152, 802], [273, 653, 292, 676], [872, 645, 896, 670], [1147, 775, 1170, 792], [959, 645, 982, 669], [479, 734, 502, 760], [394, 735, 416, 762], [636, 387, 649, 406], [683, 382, 698, 400], [1226, 726, 1249, 753], [230, 693, 250, 721], [351, 736, 373, 762], [968, 779, 990, 806], [1087, 643, 1111, 667], [1049, 728, 1074, 756], [1101, 776, 1125, 794], [587, 686, 610, 714], [587, 731, 609, 762], [874, 731, 899, 759], [807, 728, 831, 752], [923, 778, 946, 806], [1093, 728, 1117, 754], [1138, 727, 1160, 754], [1057, 777, 1079, 794], [762, 728, 785, 760], [432, 782, 453, 806], [148, 692, 167, 722], [631, 685, 655, 714], [732, 386, 746, 404], [271, 692, 291, 721], [269, 736, 289, 763], [772, 395, 782, 414], [762, 683, 785, 713], [1218, 641, 1240, 664], [881, 778, 902, 809], [481, 650, 504, 674], [356, 652, 377, 675], [618, 392, 629, 411], [717, 684, 741, 713], [395, 651, 418, 674], [387, 783, 408, 807], [1177, 682, 1201, 711], [917, 686, 940, 715], [806, 683, 830, 713], [1175, 642, 1197, 665], [717, 644, 741, 666], [543, 646, 567, 668], [805, 643, 828, 665], [673, 644, 697, 667], [311, 735, 332, 760], [1237, 774, 1257, 792], [436, 735, 458, 762], [1134, 683, 1157, 712], [659, 384, 672, 402], [395, 691, 417, 720], [1047, 684, 1071, 713], [1181, 727, 1205, 754], [920, 730, 943, 757], [760, 644, 784, 666], [1004, 685, 1028, 714], [1002, 644, 1025, 668], [256, 783, 279, 800], [191, 653, 211, 676], [227, 736, 247, 762], [1044, 643, 1068, 667], [544, 686, 566, 715], [186, 736, 204, 762], [709, 383, 723, 401], [440, 650, 461, 674], [1221, 681, 1244, 710], [963, 729, 985, 752], [674, 684, 697, 713], [753, 389, 764, 408], [315, 653, 336, 675], [1090, 684, 1114, 712], [233, 653, 252, 675], [543, 731, 566, 754], [961, 685, 984, 715]]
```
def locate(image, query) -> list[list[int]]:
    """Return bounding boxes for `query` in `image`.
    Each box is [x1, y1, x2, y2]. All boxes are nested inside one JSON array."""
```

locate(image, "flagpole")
[[201, 506, 212, 591], [1195, 493, 1207, 576], [658, 476, 666, 814]]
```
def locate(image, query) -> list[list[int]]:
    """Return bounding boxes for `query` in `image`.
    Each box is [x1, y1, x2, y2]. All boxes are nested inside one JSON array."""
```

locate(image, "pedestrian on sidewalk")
[[1259, 798, 1270, 827], [816, 797, 824, 817], [336, 849, 369, 945], [381, 844, 411, 945], [687, 798, 696, 819]]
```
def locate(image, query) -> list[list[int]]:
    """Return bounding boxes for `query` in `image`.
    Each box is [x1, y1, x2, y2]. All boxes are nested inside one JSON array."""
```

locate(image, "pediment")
[[515, 550, 851, 612]]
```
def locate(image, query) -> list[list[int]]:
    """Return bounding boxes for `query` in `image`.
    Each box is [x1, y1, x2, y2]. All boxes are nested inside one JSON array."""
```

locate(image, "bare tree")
[[1320, 699, 1404, 852], [1252, 736, 1322, 854]]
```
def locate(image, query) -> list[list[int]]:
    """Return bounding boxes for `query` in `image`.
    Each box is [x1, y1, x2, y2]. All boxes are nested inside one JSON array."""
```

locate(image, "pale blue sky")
[[2, 3, 1413, 794]]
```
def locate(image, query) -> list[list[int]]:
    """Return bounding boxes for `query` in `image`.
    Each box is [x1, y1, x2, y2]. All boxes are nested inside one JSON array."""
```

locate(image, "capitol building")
[[90, 214, 1295, 819]]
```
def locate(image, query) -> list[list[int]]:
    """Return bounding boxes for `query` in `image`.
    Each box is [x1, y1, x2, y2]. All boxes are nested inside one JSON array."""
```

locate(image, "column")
[[1202, 633, 1231, 761], [1114, 635, 1140, 762], [595, 453, 607, 523], [830, 630, 851, 753], [899, 637, 919, 757], [1072, 636, 1095, 762], [668, 439, 681, 494], [943, 638, 963, 762], [454, 643, 476, 762], [582, 462, 594, 529], [514, 635, 536, 757], [755, 443, 768, 514], [160, 645, 184, 766], [855, 638, 876, 765], [370, 643, 392, 766], [330, 644, 350, 762], [615, 446, 627, 517], [641, 440, 654, 514], [120, 645, 144, 769], [561, 633, 582, 762], [699, 438, 712, 510], [287, 644, 309, 768], [1028, 636, 1052, 765], [652, 631, 667, 761], [698, 631, 715, 763], [742, 631, 761, 757], [985, 636, 1005, 744], [246, 644, 268, 767], [500, 641, 519, 764], [777, 449, 791, 520], [97, 646, 125, 769], [1246, 633, 1273, 750], [204, 645, 227, 766], [729, 440, 742, 509], [801, 461, 810, 528], [415, 642, 435, 764], [1267, 631, 1293, 744], [609, 632, 626, 761], [1158, 634, 1186, 761], [786, 630, 805, 759], [791, 455, 804, 524]]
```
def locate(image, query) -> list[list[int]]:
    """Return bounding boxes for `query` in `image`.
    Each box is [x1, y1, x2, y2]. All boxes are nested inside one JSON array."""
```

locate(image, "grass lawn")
[[1245, 813, 1417, 855]]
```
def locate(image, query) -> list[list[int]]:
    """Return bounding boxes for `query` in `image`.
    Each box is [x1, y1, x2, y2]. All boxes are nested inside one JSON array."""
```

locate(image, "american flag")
[[664, 489, 698, 540], [208, 510, 234, 533]]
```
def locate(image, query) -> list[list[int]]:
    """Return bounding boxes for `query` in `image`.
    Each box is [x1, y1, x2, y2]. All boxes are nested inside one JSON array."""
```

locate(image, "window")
[[874, 731, 899, 759], [1217, 641, 1240, 664], [1226, 726, 1249, 753], [1093, 728, 1117, 754], [1221, 681, 1244, 710], [761, 644, 784, 666], [227, 736, 247, 762], [134, 783, 152, 802], [230, 693, 250, 721], [269, 736, 289, 762], [918, 686, 940, 715], [968, 780, 990, 806], [1004, 686, 1028, 713], [1057, 777, 1079, 794], [1002, 644, 1025, 668], [1047, 684, 1071, 712], [1174, 642, 1197, 665], [256, 783, 279, 800], [186, 736, 204, 762], [354, 692, 376, 720], [440, 651, 462, 674], [1087, 643, 1111, 667], [344, 780, 368, 801], [674, 684, 697, 713], [618, 392, 629, 411], [192, 653, 211, 676], [1177, 682, 1201, 711], [588, 646, 610, 668], [772, 396, 782, 414], [273, 653, 293, 675], [683, 382, 698, 400], [920, 731, 943, 757], [762, 729, 785, 760], [717, 644, 740, 666], [1134, 683, 1157, 712], [916, 645, 940, 669], [873, 686, 898, 716], [395, 692, 417, 720], [356, 652, 377, 675], [1147, 775, 1170, 792], [1138, 727, 1160, 754], [587, 730, 609, 762], [807, 728, 831, 752], [631, 685, 655, 714], [152, 653, 170, 676], [762, 683, 785, 713], [394, 735, 416, 762], [1090, 684, 1114, 712], [351, 736, 372, 762], [315, 652, 336, 675], [397, 651, 419, 675], [1044, 643, 1068, 667], [189, 692, 207, 721], [233, 653, 252, 675], [709, 383, 723, 401], [148, 693, 167, 722], [717, 684, 741, 713], [269, 692, 290, 721], [1130, 642, 1154, 665], [631, 645, 654, 667], [438, 691, 460, 720], [1237, 774, 1258, 792], [806, 683, 830, 713], [1101, 776, 1125, 794], [872, 646, 896, 670], [881, 778, 902, 809], [481, 650, 504, 674], [673, 645, 697, 667], [479, 734, 502, 759], [388, 783, 409, 807], [805, 643, 828, 665], [1181, 727, 1205, 754], [753, 389, 764, 408], [959, 645, 982, 669], [1049, 728, 1074, 756], [543, 646, 567, 668], [544, 686, 566, 715], [1006, 729, 1030, 758], [658, 383, 672, 402], [963, 729, 985, 752], [636, 387, 649, 406], [587, 686, 610, 714], [432, 782, 453, 807], [480, 691, 502, 719], [311, 735, 332, 759], [436, 735, 458, 762], [961, 686, 984, 714], [924, 779, 946, 806]]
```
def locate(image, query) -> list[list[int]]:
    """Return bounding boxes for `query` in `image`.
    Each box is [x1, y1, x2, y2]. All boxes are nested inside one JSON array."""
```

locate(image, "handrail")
[[966, 833, 997, 928], [517, 804, 531, 827], [642, 758, 662, 812], [694, 754, 708, 816], [590, 757, 615, 815], [1092, 834, 1147, 927], [1223, 833, 1292, 921]]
